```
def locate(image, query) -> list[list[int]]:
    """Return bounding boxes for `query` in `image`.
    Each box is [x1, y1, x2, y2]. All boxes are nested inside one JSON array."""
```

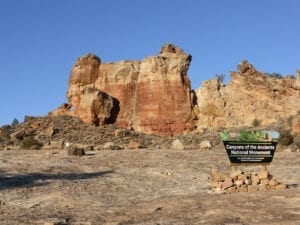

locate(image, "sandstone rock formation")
[[195, 60, 300, 129], [51, 44, 195, 136], [50, 46, 300, 136]]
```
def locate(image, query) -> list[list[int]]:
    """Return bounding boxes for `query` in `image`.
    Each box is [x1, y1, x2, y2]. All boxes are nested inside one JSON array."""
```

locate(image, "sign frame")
[[220, 130, 279, 171]]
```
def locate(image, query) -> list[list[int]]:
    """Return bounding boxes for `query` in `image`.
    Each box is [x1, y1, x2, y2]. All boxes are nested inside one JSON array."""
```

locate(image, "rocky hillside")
[[0, 115, 222, 151], [195, 60, 300, 130]]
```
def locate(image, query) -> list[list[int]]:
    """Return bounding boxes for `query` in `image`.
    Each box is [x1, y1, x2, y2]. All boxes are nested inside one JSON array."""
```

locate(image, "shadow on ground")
[[0, 170, 113, 190]]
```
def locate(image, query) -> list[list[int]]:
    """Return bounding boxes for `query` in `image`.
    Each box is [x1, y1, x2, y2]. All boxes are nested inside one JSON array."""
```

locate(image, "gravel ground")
[[0, 148, 299, 225]]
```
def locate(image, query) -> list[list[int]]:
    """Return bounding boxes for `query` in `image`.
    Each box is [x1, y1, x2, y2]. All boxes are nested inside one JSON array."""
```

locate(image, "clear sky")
[[0, 0, 299, 126]]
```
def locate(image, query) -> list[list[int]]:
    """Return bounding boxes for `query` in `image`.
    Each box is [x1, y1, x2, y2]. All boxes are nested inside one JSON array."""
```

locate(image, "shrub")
[[215, 74, 225, 83], [11, 118, 19, 127], [21, 137, 42, 149], [266, 72, 283, 79], [110, 144, 122, 150], [286, 115, 294, 127], [252, 119, 260, 127], [293, 134, 300, 147], [278, 131, 293, 146]]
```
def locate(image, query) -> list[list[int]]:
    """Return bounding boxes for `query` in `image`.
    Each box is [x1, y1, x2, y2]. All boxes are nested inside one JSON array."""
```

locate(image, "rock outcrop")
[[50, 46, 300, 135], [195, 60, 300, 129], [51, 44, 195, 136]]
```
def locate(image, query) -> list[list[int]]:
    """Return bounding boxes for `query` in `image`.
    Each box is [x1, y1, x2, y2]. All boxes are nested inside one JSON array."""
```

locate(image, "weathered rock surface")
[[51, 44, 195, 136], [209, 169, 287, 194], [195, 60, 300, 129], [50, 47, 300, 135]]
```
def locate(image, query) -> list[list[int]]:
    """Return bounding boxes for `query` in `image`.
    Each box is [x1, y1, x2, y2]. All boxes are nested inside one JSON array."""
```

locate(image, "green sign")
[[220, 130, 279, 164]]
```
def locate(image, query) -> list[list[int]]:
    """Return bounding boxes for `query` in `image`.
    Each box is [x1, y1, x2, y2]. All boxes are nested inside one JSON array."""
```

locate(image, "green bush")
[[21, 137, 42, 149], [278, 131, 293, 146]]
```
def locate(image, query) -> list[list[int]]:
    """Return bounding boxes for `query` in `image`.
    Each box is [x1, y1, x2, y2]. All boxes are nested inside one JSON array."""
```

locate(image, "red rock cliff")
[[53, 44, 195, 136]]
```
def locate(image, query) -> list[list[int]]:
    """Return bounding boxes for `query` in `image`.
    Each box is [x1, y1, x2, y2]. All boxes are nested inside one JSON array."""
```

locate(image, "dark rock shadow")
[[106, 97, 120, 124], [0, 170, 113, 190]]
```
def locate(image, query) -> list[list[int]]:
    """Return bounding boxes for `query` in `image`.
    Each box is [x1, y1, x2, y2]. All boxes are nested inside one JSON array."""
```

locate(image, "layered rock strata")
[[52, 44, 195, 136], [195, 60, 300, 129], [50, 45, 300, 135]]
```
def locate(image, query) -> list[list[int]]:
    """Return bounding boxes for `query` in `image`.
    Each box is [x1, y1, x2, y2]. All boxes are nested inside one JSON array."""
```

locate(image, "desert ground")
[[0, 148, 299, 225]]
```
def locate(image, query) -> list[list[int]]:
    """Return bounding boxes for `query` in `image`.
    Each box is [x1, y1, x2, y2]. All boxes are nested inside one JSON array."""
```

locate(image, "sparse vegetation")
[[266, 72, 284, 79], [252, 119, 260, 127], [110, 144, 123, 150], [11, 118, 19, 127], [21, 137, 42, 149], [215, 74, 225, 83], [292, 134, 300, 147], [278, 131, 293, 146]]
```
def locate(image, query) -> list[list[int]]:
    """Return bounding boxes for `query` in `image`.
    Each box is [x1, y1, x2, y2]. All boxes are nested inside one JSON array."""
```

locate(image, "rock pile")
[[209, 169, 286, 194]]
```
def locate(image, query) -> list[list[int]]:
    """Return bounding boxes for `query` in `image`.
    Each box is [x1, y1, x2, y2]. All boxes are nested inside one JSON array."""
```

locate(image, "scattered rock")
[[221, 178, 233, 190], [10, 130, 25, 140], [293, 134, 300, 147], [67, 147, 85, 156], [172, 139, 184, 150], [85, 145, 94, 151], [44, 140, 65, 149], [126, 140, 141, 149], [199, 140, 212, 150], [276, 183, 286, 190], [258, 170, 269, 179], [103, 142, 115, 149], [209, 169, 286, 194], [38, 125, 56, 138], [230, 170, 242, 178]]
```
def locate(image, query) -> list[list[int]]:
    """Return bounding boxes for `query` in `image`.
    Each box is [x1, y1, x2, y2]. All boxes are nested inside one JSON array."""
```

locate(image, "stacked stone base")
[[209, 169, 286, 194]]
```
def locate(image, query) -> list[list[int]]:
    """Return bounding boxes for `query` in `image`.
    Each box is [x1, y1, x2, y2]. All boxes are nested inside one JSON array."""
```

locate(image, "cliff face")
[[53, 44, 195, 136], [195, 60, 300, 129], [50, 46, 300, 136]]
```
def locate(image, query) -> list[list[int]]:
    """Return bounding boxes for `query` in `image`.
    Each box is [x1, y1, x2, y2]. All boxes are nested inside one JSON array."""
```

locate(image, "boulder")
[[76, 87, 119, 125], [172, 139, 184, 150], [10, 130, 25, 140], [103, 142, 115, 149], [126, 140, 141, 149], [67, 147, 85, 156], [199, 140, 212, 150], [44, 140, 65, 149], [293, 134, 300, 147]]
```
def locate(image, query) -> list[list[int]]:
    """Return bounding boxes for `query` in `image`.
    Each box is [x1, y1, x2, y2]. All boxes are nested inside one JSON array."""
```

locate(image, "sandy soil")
[[0, 148, 299, 225]]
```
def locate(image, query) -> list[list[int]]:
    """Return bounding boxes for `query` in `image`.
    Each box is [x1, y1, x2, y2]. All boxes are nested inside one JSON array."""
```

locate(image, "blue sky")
[[0, 0, 299, 125]]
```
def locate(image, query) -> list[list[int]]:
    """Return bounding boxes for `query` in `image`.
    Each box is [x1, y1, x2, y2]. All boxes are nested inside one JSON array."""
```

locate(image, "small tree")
[[11, 118, 19, 127], [215, 74, 225, 83]]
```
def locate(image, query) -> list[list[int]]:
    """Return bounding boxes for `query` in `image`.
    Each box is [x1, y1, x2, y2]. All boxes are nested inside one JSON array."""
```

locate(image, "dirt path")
[[0, 149, 299, 225]]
